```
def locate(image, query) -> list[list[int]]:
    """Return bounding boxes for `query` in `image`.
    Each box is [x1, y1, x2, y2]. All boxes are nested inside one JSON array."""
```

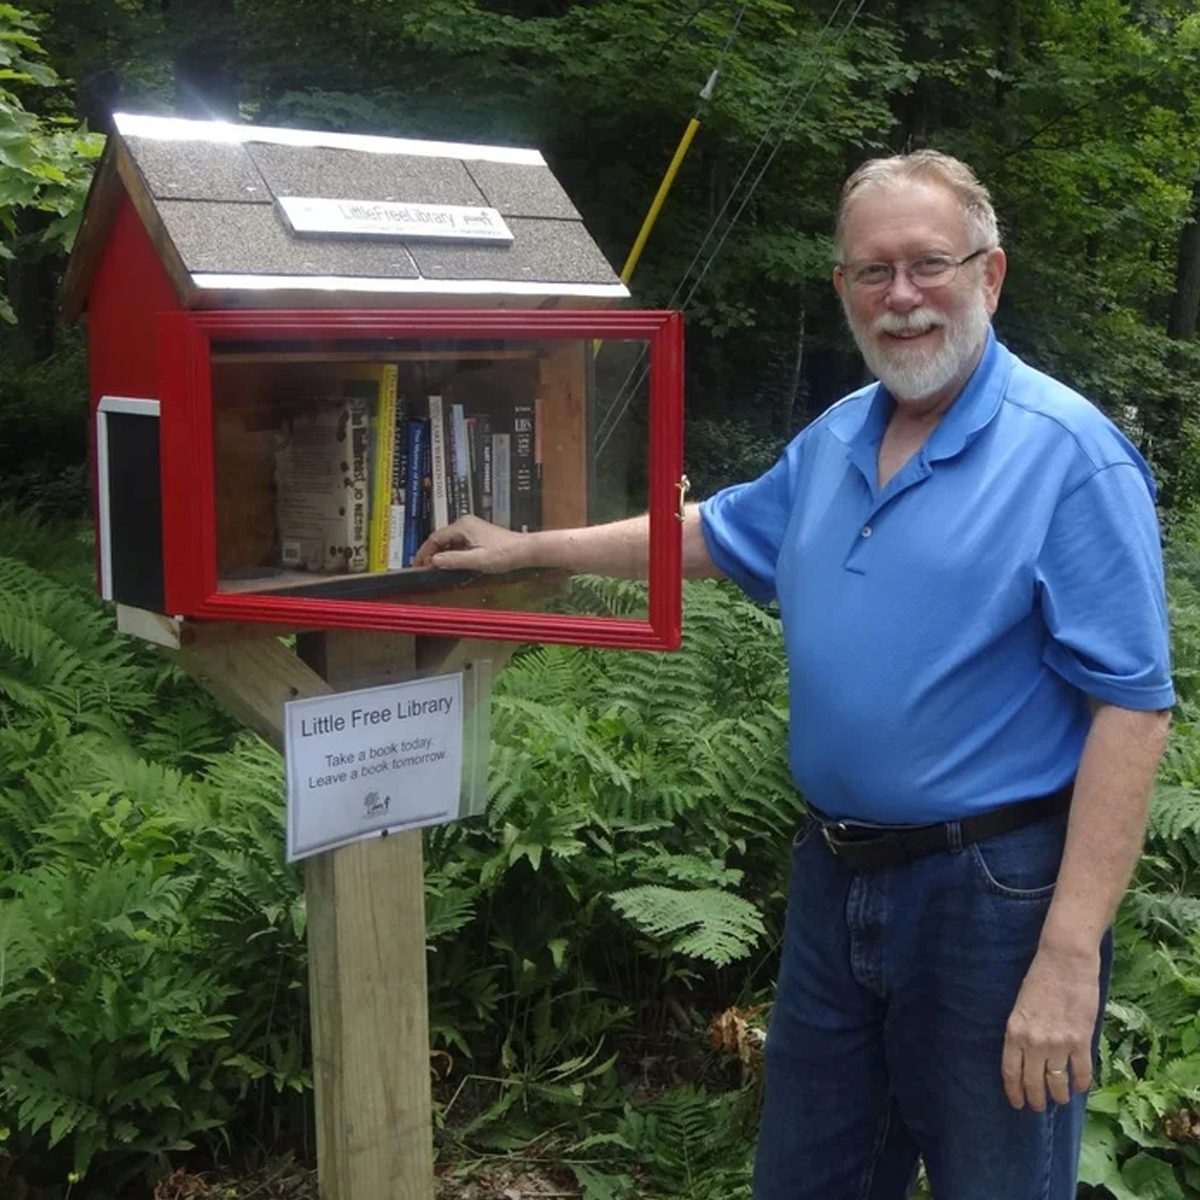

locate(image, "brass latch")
[[676, 474, 691, 522]]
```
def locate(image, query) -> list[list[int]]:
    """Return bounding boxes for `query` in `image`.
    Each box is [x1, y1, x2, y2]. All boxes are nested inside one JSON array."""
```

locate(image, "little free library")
[[62, 111, 688, 1200]]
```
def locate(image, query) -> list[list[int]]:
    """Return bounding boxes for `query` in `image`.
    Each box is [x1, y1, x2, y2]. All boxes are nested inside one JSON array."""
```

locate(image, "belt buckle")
[[821, 820, 851, 850]]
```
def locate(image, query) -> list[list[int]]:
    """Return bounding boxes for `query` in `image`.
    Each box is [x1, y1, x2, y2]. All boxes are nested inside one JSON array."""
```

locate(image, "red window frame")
[[157, 308, 684, 650]]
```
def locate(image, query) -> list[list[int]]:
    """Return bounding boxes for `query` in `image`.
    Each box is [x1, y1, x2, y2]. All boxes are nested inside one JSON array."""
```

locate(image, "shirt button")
[[861, 525, 873, 538]]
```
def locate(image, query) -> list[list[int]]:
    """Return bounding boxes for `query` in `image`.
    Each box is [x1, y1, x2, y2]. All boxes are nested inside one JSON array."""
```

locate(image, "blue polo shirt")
[[700, 330, 1174, 823]]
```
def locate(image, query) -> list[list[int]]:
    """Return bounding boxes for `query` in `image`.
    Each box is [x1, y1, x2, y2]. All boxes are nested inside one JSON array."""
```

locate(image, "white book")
[[492, 432, 511, 530], [428, 395, 450, 530], [386, 504, 405, 570], [450, 402, 472, 516]]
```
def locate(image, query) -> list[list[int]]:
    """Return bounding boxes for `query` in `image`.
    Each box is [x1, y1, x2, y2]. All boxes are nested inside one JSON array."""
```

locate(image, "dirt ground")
[[152, 1160, 582, 1200]]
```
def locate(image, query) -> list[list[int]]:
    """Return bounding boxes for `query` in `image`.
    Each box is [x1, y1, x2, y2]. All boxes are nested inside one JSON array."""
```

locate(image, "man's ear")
[[833, 265, 846, 301], [983, 248, 1007, 315]]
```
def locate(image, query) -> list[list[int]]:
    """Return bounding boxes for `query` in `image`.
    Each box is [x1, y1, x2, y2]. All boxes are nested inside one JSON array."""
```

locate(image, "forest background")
[[3, 0, 1200, 1198]]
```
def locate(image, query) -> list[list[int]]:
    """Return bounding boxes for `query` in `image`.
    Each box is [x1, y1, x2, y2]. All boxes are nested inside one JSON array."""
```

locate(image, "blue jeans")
[[753, 809, 1113, 1200]]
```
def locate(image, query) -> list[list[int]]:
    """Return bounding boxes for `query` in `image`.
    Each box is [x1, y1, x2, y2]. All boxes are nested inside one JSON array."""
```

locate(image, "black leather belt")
[[808, 784, 1074, 870]]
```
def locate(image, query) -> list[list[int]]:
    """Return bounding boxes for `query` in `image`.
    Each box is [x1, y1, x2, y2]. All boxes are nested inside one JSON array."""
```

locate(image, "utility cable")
[[596, 0, 857, 449], [616, 0, 750, 288], [595, 0, 868, 455]]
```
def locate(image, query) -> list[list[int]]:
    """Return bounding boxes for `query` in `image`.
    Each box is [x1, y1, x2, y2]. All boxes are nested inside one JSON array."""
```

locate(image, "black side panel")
[[107, 411, 165, 613]]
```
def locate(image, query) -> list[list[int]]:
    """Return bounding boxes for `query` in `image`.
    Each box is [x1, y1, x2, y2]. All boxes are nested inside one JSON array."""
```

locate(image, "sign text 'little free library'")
[[285, 673, 465, 862]]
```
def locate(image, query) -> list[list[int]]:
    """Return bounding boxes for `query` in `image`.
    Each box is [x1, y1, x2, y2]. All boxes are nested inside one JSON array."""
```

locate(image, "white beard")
[[846, 287, 991, 403]]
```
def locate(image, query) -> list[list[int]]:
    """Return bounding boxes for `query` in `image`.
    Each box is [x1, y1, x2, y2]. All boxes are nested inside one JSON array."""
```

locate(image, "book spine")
[[428, 395, 450, 530], [511, 402, 535, 533], [403, 419, 428, 566], [492, 432, 511, 530], [476, 413, 493, 523], [347, 390, 372, 573], [465, 415, 479, 517], [533, 394, 543, 533], [450, 403, 472, 517], [388, 405, 409, 571], [275, 405, 350, 572], [370, 364, 398, 571], [420, 423, 433, 543]]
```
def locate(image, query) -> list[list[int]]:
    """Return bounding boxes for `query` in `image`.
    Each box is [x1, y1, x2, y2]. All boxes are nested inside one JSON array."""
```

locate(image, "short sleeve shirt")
[[700, 329, 1174, 823]]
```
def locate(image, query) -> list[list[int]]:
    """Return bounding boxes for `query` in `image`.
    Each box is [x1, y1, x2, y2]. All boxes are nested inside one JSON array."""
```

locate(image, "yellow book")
[[369, 364, 399, 572]]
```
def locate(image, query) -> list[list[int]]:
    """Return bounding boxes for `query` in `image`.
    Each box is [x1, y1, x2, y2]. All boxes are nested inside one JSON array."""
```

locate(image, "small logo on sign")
[[363, 791, 390, 819]]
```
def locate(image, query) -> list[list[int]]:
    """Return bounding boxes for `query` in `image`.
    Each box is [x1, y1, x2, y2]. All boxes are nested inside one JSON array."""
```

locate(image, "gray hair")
[[834, 150, 1000, 257]]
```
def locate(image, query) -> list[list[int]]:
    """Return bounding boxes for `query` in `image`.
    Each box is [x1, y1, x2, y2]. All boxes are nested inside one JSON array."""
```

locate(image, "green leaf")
[[1119, 1152, 1186, 1200], [572, 1163, 635, 1200]]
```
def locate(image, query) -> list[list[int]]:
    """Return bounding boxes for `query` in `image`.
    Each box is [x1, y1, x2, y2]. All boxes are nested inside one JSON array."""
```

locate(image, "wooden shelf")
[[217, 565, 563, 604], [210, 348, 541, 365]]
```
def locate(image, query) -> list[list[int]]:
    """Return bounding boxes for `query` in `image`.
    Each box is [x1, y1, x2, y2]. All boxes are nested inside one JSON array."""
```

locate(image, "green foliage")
[[609, 885, 766, 968], [1075, 510, 1200, 1199], [0, 516, 305, 1192], [423, 577, 793, 1191], [0, 326, 90, 518], [0, 5, 102, 320]]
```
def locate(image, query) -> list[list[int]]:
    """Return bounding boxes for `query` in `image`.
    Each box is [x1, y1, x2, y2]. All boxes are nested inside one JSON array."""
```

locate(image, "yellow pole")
[[619, 115, 702, 285], [596, 68, 718, 353]]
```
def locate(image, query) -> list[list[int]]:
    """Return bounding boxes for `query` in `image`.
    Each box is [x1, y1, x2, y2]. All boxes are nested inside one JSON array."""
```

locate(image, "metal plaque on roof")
[[278, 196, 514, 242]]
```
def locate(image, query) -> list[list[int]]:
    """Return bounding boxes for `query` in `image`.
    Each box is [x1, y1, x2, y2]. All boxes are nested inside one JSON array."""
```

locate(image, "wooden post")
[[300, 631, 434, 1200], [151, 612, 435, 1200]]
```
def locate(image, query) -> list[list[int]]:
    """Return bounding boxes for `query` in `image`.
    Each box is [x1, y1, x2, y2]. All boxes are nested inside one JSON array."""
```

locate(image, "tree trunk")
[[1168, 173, 1200, 341], [8, 210, 59, 365], [162, 0, 239, 118], [782, 307, 806, 433]]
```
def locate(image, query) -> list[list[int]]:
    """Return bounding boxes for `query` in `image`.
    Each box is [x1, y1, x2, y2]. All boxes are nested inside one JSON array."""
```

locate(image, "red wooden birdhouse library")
[[63, 113, 686, 650]]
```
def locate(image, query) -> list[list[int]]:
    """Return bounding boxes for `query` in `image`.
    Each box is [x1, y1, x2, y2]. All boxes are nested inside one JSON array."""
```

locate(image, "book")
[[492, 431, 511, 530], [387, 398, 410, 571], [402, 418, 429, 566], [449, 402, 472, 519], [419, 423, 434, 545], [533, 395, 543, 533], [274, 396, 359, 573], [474, 413, 493, 523], [511, 401, 536, 533], [428, 394, 450, 531], [369, 365, 398, 571], [344, 381, 373, 572]]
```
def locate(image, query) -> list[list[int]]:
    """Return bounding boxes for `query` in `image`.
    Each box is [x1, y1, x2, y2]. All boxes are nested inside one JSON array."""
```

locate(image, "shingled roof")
[[62, 113, 629, 318]]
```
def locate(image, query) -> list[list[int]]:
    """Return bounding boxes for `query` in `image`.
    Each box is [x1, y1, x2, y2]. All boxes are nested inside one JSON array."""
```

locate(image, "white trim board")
[[190, 273, 630, 298], [113, 112, 545, 166]]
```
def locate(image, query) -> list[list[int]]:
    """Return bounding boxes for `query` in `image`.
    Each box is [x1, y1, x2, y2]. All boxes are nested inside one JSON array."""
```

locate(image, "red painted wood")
[[86, 195, 182, 401], [85, 195, 183, 595], [648, 311, 685, 651], [163, 308, 685, 650], [159, 313, 219, 615], [195, 593, 676, 651]]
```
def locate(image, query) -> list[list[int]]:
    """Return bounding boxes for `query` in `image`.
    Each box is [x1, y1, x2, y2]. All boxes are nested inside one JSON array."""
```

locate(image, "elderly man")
[[416, 151, 1174, 1199]]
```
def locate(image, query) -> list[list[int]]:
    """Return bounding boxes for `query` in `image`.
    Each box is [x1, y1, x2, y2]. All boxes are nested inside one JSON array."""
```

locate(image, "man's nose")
[[885, 268, 924, 311]]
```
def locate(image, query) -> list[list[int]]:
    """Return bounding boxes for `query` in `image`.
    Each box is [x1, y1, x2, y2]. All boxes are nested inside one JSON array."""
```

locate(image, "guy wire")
[[595, 0, 868, 456]]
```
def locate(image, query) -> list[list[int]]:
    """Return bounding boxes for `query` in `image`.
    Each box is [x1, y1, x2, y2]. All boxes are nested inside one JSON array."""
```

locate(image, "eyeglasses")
[[839, 247, 989, 292]]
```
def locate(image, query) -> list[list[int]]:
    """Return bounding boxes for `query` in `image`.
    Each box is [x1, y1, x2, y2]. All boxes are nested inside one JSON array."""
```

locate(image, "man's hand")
[[1000, 942, 1100, 1111], [412, 515, 530, 574]]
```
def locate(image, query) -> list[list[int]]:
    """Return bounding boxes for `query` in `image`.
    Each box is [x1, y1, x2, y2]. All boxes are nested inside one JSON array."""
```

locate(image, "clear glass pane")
[[210, 333, 651, 621]]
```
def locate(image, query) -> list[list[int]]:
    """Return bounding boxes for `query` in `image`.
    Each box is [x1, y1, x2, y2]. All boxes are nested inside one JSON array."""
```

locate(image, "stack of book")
[[274, 365, 543, 575]]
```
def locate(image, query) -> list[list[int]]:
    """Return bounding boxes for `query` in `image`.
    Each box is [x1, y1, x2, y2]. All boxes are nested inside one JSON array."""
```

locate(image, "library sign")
[[278, 196, 515, 242], [284, 672, 465, 861]]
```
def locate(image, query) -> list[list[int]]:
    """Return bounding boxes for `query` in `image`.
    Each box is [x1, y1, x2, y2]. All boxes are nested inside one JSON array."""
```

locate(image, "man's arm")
[[1001, 701, 1171, 1112], [411, 503, 724, 580]]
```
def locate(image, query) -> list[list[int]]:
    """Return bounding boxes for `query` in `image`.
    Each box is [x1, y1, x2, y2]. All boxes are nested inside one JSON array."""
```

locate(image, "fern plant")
[[425, 576, 799, 1161], [0, 513, 307, 1192]]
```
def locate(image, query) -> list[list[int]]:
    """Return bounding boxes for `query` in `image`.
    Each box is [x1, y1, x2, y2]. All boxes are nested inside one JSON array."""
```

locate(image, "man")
[[415, 151, 1174, 1199]]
